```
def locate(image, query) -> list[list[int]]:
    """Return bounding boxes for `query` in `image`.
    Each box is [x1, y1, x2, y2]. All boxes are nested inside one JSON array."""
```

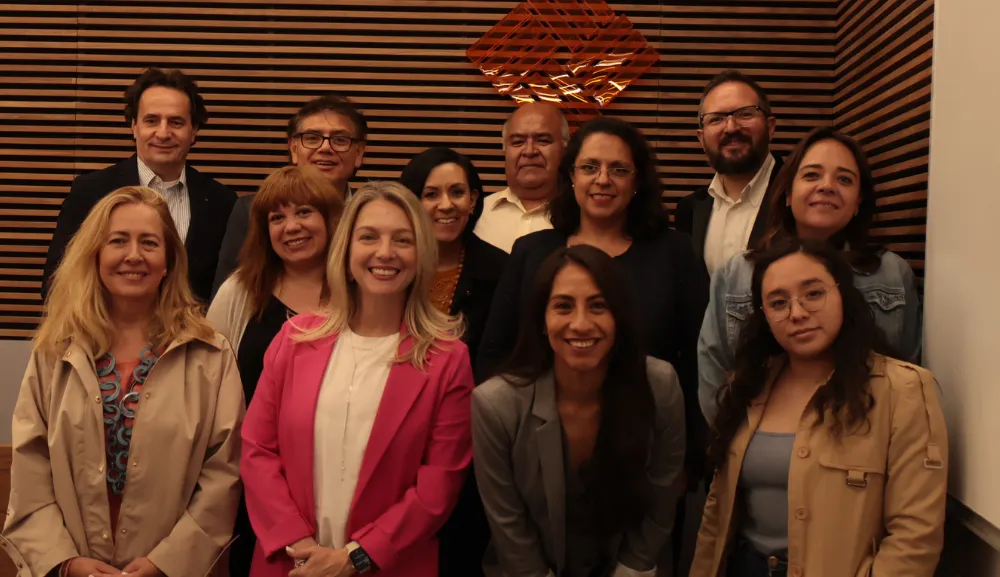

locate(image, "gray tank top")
[[738, 430, 796, 555]]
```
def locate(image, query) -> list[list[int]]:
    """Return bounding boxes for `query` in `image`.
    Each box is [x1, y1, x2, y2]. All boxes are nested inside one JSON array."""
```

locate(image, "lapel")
[[747, 155, 784, 249], [293, 331, 340, 523], [532, 371, 566, 573], [184, 165, 209, 251], [691, 194, 713, 261], [62, 341, 103, 430], [352, 335, 430, 503], [116, 154, 141, 188]]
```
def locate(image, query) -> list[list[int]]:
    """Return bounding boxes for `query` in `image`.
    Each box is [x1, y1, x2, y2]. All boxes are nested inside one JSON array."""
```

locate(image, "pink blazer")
[[240, 314, 474, 577]]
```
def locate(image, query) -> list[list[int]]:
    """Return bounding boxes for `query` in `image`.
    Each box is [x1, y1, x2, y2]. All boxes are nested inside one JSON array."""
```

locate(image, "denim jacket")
[[698, 249, 922, 422]]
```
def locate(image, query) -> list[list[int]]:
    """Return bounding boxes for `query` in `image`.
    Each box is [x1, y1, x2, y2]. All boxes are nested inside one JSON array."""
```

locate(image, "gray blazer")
[[472, 357, 686, 577]]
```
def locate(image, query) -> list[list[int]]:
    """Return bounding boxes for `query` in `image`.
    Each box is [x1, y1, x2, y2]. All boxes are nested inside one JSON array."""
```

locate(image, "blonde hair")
[[237, 165, 345, 320], [297, 180, 462, 369], [36, 186, 214, 355]]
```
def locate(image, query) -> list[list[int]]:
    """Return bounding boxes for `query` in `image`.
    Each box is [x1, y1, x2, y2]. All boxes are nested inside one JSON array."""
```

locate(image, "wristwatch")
[[347, 541, 374, 574]]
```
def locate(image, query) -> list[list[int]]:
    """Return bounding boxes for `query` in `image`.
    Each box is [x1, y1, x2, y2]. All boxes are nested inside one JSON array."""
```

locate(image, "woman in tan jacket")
[[2, 186, 244, 577], [691, 239, 947, 577]]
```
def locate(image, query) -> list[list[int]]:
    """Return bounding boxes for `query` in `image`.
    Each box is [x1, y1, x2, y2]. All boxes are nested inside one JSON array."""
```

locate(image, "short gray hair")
[[501, 110, 570, 150]]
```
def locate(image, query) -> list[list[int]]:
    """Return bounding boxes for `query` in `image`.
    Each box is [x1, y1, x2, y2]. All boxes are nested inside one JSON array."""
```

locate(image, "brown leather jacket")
[[690, 355, 947, 577]]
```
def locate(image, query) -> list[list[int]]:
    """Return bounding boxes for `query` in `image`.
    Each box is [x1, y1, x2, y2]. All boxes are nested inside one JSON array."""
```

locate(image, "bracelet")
[[60, 558, 75, 577]]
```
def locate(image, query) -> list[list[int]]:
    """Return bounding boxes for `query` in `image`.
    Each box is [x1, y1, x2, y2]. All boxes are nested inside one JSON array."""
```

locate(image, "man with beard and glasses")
[[675, 70, 781, 273]]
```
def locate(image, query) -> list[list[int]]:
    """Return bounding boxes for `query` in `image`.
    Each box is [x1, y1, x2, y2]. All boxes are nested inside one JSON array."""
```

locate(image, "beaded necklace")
[[96, 346, 159, 495]]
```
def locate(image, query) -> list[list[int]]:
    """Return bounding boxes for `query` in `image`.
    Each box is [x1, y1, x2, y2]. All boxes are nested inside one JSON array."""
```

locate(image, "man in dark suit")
[[675, 70, 782, 273], [42, 67, 236, 302], [212, 93, 366, 295]]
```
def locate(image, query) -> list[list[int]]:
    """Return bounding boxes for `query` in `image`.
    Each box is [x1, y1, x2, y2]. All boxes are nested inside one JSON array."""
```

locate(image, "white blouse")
[[314, 328, 399, 548]]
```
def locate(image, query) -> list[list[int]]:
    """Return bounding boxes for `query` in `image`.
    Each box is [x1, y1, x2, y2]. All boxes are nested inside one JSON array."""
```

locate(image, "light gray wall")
[[0, 340, 32, 445]]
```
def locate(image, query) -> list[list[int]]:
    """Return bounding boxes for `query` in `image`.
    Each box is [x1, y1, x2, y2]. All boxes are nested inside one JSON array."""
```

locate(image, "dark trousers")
[[438, 467, 491, 577], [725, 539, 787, 577], [229, 496, 256, 577]]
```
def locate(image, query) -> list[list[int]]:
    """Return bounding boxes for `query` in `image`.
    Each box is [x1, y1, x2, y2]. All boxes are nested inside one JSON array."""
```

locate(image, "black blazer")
[[451, 233, 508, 365], [475, 228, 709, 472], [674, 154, 784, 262], [42, 155, 237, 303], [213, 193, 253, 296]]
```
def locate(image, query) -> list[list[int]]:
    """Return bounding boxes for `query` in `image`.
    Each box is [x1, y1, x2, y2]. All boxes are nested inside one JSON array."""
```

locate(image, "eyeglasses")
[[700, 105, 765, 129], [295, 132, 361, 152], [573, 164, 636, 179], [761, 283, 839, 322]]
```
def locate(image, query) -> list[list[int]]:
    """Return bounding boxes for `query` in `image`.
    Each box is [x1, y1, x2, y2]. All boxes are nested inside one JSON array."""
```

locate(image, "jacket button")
[[98, 464, 103, 473], [102, 532, 109, 540], [795, 507, 808, 520], [121, 528, 127, 535], [797, 447, 810, 458], [95, 395, 101, 403]]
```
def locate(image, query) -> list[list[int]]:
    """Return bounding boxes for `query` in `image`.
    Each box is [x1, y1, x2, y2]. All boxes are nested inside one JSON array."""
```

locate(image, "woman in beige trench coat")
[[2, 186, 244, 577]]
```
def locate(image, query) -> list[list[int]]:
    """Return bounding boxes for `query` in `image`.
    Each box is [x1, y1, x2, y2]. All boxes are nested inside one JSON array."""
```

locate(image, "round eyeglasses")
[[761, 283, 838, 322]]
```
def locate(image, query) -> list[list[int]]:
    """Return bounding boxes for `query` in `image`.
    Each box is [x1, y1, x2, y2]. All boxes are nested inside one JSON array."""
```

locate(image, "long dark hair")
[[708, 238, 894, 468], [549, 116, 667, 240], [399, 147, 486, 243], [757, 127, 882, 273], [498, 245, 654, 535]]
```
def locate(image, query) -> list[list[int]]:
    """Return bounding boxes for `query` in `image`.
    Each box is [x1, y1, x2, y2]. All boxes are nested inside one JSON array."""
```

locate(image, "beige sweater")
[[207, 275, 253, 353]]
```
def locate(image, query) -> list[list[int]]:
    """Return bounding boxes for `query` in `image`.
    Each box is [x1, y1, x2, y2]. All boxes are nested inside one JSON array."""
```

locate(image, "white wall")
[[925, 0, 1000, 543], [0, 341, 33, 445]]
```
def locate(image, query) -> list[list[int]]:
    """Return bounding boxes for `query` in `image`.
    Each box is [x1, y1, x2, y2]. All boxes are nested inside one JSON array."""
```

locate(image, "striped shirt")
[[136, 156, 191, 242]]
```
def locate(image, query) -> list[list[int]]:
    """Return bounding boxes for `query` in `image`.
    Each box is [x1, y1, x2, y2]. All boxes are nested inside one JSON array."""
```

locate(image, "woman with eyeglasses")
[[697, 127, 923, 424], [478, 116, 710, 569], [690, 238, 946, 576]]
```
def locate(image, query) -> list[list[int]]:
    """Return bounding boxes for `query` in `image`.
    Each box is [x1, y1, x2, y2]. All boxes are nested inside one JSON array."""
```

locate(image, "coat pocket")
[[723, 294, 754, 351]]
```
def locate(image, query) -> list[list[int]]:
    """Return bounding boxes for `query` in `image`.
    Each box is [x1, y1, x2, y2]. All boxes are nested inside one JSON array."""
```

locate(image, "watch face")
[[350, 547, 372, 573]]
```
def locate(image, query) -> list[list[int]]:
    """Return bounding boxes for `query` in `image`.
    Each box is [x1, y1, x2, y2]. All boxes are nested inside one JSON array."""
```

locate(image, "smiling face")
[[289, 111, 365, 192], [420, 162, 479, 245], [267, 203, 328, 267], [571, 132, 637, 227], [131, 86, 197, 174], [546, 262, 616, 374], [696, 81, 774, 176], [761, 251, 844, 360], [788, 139, 863, 240], [98, 203, 168, 307], [504, 103, 566, 201], [348, 199, 418, 302]]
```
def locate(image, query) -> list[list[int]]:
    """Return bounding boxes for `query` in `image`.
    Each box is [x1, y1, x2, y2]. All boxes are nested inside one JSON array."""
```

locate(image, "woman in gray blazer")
[[472, 245, 687, 577]]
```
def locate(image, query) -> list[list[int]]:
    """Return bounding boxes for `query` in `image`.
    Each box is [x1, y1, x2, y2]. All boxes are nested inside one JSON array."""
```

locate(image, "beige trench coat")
[[1, 332, 245, 577], [690, 355, 948, 577]]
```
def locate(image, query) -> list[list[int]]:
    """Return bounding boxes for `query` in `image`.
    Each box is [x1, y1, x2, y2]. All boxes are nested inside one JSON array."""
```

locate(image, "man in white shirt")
[[474, 102, 568, 253], [42, 67, 236, 302], [675, 70, 781, 273]]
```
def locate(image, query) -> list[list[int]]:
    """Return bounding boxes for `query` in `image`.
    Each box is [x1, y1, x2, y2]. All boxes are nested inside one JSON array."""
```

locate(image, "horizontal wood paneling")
[[834, 0, 933, 280]]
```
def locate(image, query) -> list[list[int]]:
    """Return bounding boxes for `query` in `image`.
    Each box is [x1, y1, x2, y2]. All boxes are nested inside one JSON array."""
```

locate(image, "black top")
[[42, 154, 237, 303], [237, 295, 295, 403], [562, 432, 613, 577], [476, 228, 710, 471], [452, 233, 509, 365], [673, 154, 784, 262]]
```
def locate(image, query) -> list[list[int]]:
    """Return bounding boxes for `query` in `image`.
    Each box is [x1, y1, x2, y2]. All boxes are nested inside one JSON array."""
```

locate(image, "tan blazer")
[[690, 355, 947, 577], [472, 357, 686, 577], [1, 332, 245, 577]]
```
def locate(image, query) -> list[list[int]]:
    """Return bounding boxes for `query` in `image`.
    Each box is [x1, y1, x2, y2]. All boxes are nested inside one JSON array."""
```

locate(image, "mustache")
[[719, 134, 752, 147]]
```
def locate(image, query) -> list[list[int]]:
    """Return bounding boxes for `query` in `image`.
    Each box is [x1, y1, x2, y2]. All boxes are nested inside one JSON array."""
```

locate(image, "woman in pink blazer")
[[241, 181, 475, 577]]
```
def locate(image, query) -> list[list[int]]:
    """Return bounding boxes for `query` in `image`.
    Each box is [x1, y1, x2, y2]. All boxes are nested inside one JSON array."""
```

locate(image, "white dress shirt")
[[314, 329, 399, 549], [703, 154, 776, 273], [473, 187, 553, 253], [136, 156, 191, 242]]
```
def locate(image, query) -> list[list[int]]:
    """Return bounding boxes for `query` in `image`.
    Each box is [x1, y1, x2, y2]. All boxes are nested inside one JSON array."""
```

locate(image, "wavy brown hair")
[[498, 245, 654, 537], [235, 165, 344, 320], [36, 186, 213, 355], [708, 238, 895, 468], [756, 126, 883, 273]]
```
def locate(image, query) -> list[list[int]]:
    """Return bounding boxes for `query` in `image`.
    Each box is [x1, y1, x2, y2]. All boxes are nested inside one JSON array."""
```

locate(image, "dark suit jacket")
[[674, 155, 783, 262], [451, 234, 508, 366], [213, 193, 253, 296], [42, 155, 237, 303]]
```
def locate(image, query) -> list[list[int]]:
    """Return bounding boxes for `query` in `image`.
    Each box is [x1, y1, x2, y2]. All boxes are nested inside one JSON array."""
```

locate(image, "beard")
[[706, 132, 770, 175]]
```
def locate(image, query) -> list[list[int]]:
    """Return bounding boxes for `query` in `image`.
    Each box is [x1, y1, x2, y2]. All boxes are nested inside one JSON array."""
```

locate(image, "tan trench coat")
[[690, 355, 948, 577], [1, 332, 244, 577]]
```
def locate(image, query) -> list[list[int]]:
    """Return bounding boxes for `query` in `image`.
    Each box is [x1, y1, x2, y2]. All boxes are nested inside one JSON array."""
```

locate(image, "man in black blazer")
[[211, 93, 366, 295], [42, 67, 236, 302], [675, 70, 782, 273]]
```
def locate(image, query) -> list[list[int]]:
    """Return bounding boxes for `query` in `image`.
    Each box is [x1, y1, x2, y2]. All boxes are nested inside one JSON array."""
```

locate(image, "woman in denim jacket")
[[698, 127, 922, 422]]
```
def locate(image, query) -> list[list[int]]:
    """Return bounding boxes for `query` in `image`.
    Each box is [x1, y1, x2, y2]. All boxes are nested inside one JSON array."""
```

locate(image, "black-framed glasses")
[[700, 105, 765, 129], [761, 283, 839, 322], [295, 132, 361, 152], [573, 164, 636, 179]]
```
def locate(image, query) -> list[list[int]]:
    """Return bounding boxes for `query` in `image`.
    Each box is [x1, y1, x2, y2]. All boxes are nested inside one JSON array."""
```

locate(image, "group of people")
[[1, 65, 946, 577]]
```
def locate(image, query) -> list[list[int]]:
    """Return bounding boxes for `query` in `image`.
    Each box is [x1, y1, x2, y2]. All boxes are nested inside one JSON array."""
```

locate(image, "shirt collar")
[[707, 153, 775, 208], [486, 187, 547, 214], [136, 155, 187, 190]]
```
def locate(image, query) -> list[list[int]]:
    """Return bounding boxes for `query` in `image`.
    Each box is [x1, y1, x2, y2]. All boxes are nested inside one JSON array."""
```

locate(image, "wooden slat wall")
[[2, 1, 852, 336], [834, 0, 934, 280]]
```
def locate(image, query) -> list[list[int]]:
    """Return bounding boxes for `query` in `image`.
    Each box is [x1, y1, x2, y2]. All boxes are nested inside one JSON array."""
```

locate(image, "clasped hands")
[[64, 556, 162, 577], [287, 537, 356, 577]]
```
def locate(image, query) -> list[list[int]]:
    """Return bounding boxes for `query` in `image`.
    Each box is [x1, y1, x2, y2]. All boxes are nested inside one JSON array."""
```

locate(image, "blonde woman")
[[208, 165, 344, 577], [241, 181, 474, 577], [3, 186, 244, 577]]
